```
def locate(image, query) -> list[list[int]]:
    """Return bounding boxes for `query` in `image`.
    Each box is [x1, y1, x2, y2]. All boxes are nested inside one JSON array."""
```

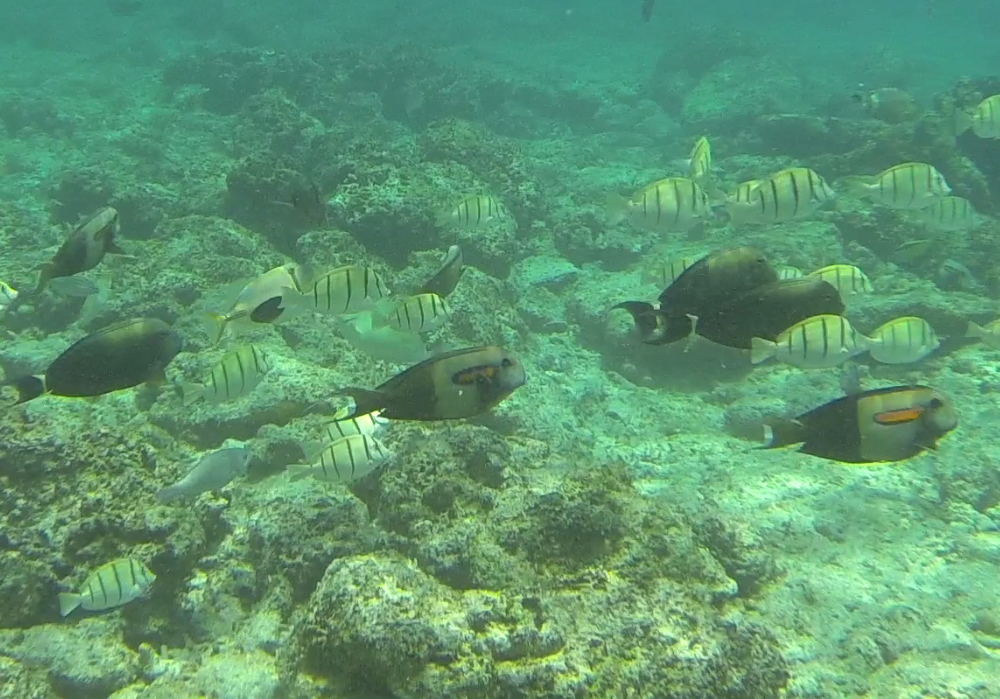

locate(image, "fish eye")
[[501, 358, 513, 368], [929, 397, 944, 409]]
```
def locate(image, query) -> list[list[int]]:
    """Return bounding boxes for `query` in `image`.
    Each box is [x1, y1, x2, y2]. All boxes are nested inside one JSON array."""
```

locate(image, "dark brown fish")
[[35, 207, 124, 295], [417, 245, 465, 299], [759, 385, 956, 463], [337, 345, 526, 421], [642, 0, 655, 21], [4, 318, 182, 406]]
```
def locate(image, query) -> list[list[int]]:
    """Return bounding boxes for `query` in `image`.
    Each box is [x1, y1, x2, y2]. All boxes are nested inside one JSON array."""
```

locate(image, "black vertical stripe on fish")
[[789, 170, 801, 217], [770, 179, 780, 220], [343, 270, 352, 314], [235, 352, 246, 395], [221, 362, 231, 399], [909, 165, 917, 207], [210, 370, 218, 397], [654, 185, 662, 226], [418, 296, 427, 328], [97, 572, 108, 606], [128, 559, 138, 588], [346, 438, 358, 479], [251, 346, 263, 375], [111, 563, 124, 604]]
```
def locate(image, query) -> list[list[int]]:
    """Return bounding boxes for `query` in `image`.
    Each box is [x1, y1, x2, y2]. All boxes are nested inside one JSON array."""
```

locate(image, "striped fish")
[[438, 195, 507, 229], [913, 196, 978, 231], [841, 162, 951, 210], [776, 265, 804, 280], [376, 293, 450, 334], [808, 264, 873, 298], [868, 316, 939, 365], [641, 257, 699, 288], [687, 136, 712, 183], [58, 558, 155, 617], [607, 177, 711, 232], [297, 265, 390, 315], [323, 411, 389, 440], [966, 319, 1000, 349], [750, 314, 871, 369], [287, 434, 391, 483], [955, 94, 1000, 139], [182, 344, 270, 406], [726, 167, 835, 224]]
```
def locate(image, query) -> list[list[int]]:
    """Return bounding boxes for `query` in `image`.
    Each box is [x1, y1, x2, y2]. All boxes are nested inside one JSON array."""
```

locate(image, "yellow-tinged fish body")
[[0, 281, 18, 311], [607, 177, 711, 232], [776, 265, 803, 280], [439, 195, 508, 228], [687, 136, 712, 183], [726, 167, 834, 224], [58, 558, 155, 616], [869, 316, 939, 365], [296, 265, 390, 315], [966, 319, 1000, 349], [750, 314, 871, 368], [913, 196, 978, 231], [955, 94, 1000, 139], [375, 292, 450, 334], [181, 344, 271, 406], [840, 162, 951, 210], [640, 257, 698, 288], [209, 263, 306, 343], [808, 264, 873, 298], [323, 411, 388, 439], [287, 434, 391, 483]]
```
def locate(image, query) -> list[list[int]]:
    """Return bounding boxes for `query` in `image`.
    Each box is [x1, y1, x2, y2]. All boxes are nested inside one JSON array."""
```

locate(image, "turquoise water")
[[1, 2, 1000, 698]]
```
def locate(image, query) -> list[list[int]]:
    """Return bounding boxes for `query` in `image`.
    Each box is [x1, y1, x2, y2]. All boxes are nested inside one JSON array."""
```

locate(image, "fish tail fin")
[[954, 109, 973, 136], [58, 592, 82, 617], [203, 312, 228, 345], [839, 175, 875, 198], [604, 193, 631, 225], [286, 464, 312, 482], [335, 388, 390, 418], [966, 320, 986, 339], [32, 264, 53, 295], [7, 375, 46, 406], [611, 301, 658, 339], [759, 418, 808, 450], [180, 382, 205, 408], [750, 337, 777, 365], [107, 241, 127, 255]]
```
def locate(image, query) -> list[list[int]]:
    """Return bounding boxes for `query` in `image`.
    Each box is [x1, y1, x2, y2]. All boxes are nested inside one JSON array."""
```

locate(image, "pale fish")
[[840, 162, 951, 210], [293, 265, 391, 315], [438, 195, 508, 229], [808, 264, 873, 298], [58, 558, 155, 616], [374, 293, 450, 334], [287, 434, 391, 483], [868, 316, 940, 365], [751, 314, 872, 369], [607, 177, 711, 232], [726, 167, 835, 224], [181, 345, 271, 406]]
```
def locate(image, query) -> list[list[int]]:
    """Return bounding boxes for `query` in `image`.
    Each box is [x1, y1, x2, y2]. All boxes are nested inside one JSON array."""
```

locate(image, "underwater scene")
[[2, 0, 1000, 697]]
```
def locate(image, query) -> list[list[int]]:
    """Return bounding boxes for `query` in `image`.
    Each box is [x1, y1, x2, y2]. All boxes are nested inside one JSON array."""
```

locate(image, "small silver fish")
[[58, 558, 155, 616], [155, 447, 253, 503]]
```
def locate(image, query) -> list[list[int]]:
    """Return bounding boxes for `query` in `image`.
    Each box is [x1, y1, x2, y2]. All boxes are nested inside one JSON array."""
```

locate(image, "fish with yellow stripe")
[[868, 316, 939, 365], [606, 177, 711, 232], [726, 167, 835, 224], [438, 195, 508, 229], [374, 292, 450, 334], [750, 314, 872, 369], [58, 558, 156, 616], [955, 94, 1000, 139], [181, 345, 271, 406], [808, 264, 873, 298], [756, 385, 956, 463], [287, 433, 392, 483], [840, 162, 951, 210], [292, 264, 390, 315]]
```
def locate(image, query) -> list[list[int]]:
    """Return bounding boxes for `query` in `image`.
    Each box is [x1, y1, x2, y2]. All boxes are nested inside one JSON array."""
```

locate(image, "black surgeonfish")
[[3, 318, 183, 406], [760, 385, 957, 463], [613, 246, 843, 349], [613, 246, 778, 345], [34, 207, 125, 295], [337, 345, 526, 421]]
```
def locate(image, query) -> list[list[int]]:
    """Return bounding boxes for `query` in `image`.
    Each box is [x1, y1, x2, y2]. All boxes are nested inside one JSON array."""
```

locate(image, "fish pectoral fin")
[[145, 368, 168, 386]]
